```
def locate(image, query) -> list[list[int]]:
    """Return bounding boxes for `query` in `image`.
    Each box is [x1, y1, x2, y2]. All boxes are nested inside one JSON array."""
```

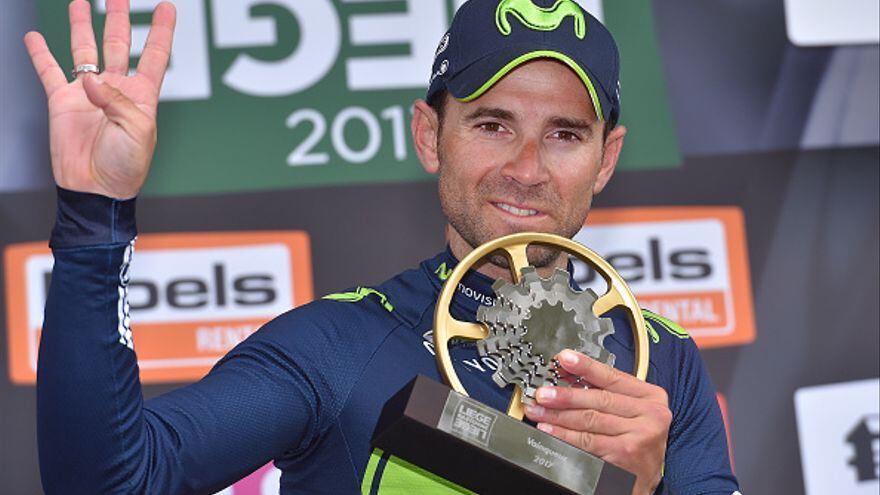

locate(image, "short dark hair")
[[427, 89, 616, 139], [427, 89, 449, 126]]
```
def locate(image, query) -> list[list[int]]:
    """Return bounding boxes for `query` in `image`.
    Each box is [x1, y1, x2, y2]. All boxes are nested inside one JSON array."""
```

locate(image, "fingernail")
[[536, 387, 556, 401], [560, 350, 578, 366], [525, 404, 545, 417], [536, 423, 553, 434]]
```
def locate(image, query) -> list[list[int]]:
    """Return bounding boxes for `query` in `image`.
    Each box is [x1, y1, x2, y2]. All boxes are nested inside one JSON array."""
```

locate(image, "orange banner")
[[5, 231, 313, 385]]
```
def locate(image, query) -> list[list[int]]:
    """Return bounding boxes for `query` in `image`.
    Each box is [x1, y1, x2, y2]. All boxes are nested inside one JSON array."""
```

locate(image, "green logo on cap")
[[496, 0, 586, 39]]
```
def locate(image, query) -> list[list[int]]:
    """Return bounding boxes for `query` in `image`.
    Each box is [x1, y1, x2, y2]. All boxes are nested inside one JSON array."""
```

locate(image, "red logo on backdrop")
[[5, 231, 313, 384]]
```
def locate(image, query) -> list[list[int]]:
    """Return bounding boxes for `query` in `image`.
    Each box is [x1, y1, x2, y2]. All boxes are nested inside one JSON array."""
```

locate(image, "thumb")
[[82, 74, 149, 134]]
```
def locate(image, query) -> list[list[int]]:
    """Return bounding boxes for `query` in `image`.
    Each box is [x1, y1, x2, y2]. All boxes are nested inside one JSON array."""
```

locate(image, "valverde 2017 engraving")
[[437, 391, 602, 493], [527, 437, 569, 467]]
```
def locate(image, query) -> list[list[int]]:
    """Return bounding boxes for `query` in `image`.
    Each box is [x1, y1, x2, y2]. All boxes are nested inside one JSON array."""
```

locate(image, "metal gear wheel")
[[475, 267, 615, 402]]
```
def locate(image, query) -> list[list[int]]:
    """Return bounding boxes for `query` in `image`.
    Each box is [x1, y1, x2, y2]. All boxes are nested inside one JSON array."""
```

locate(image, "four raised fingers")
[[136, 2, 176, 89], [69, 0, 99, 70], [102, 0, 132, 75], [29, 1, 176, 91], [24, 32, 67, 98]]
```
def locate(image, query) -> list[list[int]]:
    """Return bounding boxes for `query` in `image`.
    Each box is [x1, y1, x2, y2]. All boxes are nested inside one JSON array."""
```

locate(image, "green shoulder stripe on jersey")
[[643, 314, 661, 344], [642, 310, 691, 341], [323, 287, 394, 312], [361, 448, 475, 495]]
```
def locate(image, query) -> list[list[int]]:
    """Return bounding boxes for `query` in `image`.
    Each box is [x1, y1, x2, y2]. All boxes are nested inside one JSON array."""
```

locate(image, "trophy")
[[372, 233, 650, 494]]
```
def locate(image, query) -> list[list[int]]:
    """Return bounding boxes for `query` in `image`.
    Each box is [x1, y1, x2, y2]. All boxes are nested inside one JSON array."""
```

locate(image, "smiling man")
[[27, 0, 739, 494], [415, 60, 621, 279]]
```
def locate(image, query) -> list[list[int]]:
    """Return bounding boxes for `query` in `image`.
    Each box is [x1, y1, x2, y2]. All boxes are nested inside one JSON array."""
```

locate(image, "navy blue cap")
[[427, 0, 620, 124]]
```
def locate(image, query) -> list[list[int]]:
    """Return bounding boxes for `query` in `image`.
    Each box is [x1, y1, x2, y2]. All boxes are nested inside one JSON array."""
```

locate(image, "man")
[[25, 0, 739, 493]]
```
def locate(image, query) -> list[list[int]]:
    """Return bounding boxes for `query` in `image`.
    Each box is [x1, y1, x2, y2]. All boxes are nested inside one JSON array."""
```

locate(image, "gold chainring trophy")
[[372, 233, 650, 494]]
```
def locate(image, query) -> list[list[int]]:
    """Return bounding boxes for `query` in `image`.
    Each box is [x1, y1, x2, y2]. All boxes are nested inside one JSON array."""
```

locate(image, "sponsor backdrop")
[[31, 0, 678, 195], [1, 0, 879, 494]]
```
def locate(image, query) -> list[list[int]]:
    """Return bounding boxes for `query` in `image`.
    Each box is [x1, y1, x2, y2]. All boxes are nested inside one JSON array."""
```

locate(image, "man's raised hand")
[[24, 0, 176, 200], [524, 350, 672, 495]]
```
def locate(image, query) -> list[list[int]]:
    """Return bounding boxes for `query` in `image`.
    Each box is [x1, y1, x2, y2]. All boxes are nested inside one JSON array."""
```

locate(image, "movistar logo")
[[496, 0, 586, 40], [434, 262, 453, 281]]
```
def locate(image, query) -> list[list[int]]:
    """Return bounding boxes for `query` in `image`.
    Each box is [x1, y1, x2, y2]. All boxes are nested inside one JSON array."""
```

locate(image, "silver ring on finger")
[[72, 64, 101, 78]]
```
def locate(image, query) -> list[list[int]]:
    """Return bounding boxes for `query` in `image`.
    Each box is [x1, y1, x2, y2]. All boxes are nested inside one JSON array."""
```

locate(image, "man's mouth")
[[493, 202, 540, 217]]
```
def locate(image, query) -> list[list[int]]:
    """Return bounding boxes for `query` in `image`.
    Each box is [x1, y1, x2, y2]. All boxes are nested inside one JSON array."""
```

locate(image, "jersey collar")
[[422, 246, 499, 322], [421, 246, 583, 317]]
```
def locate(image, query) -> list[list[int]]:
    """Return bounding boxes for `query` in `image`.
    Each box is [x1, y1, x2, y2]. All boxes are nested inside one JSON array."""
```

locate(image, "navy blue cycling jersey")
[[37, 188, 739, 494]]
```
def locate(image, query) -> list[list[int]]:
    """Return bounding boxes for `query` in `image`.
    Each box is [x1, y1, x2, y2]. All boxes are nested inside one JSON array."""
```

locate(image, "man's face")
[[414, 59, 625, 268]]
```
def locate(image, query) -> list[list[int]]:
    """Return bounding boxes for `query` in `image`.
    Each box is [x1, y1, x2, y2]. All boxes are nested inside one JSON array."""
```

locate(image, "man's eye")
[[551, 130, 581, 142], [477, 122, 505, 133]]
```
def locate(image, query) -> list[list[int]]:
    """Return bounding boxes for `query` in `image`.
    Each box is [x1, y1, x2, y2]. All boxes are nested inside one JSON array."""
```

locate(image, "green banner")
[[36, 0, 679, 196]]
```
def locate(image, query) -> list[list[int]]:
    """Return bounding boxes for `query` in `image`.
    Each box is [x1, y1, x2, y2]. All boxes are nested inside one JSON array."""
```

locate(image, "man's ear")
[[593, 124, 626, 195], [411, 99, 441, 174]]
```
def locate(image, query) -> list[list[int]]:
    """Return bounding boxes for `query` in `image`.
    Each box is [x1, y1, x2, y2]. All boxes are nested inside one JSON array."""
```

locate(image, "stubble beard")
[[437, 152, 589, 270]]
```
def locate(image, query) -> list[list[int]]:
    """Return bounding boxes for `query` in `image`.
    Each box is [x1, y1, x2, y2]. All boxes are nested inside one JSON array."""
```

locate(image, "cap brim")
[[445, 45, 609, 122]]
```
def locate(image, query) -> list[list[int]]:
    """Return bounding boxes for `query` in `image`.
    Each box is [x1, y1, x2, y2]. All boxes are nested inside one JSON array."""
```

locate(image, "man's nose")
[[500, 138, 549, 186]]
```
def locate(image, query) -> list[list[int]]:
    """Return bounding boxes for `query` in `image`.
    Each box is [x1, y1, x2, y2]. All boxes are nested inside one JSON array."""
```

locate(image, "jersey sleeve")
[[37, 188, 318, 494], [659, 334, 740, 494]]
